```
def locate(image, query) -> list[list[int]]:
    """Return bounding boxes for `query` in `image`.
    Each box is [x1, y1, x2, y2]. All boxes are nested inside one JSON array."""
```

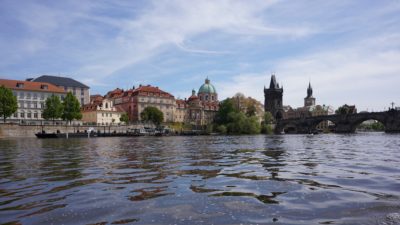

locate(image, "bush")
[[261, 124, 274, 134], [216, 125, 227, 134]]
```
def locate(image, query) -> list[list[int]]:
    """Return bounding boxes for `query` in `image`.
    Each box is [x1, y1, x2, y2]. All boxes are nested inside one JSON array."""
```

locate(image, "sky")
[[1, 0, 399, 111]]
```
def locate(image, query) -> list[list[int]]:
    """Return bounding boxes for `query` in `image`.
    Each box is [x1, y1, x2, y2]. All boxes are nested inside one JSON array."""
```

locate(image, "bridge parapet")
[[275, 110, 400, 134]]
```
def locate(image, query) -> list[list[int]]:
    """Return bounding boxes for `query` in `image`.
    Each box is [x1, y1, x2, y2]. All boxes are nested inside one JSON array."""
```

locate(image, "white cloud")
[[216, 33, 400, 111]]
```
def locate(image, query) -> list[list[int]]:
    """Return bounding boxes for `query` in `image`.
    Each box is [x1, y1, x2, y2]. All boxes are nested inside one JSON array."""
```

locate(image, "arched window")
[[205, 95, 209, 101]]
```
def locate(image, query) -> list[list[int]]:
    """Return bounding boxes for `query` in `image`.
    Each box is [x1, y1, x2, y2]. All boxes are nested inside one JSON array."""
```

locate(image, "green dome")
[[198, 78, 217, 94]]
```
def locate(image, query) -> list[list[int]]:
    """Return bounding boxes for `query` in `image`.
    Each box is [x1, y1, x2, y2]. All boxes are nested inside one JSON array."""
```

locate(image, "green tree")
[[140, 106, 164, 125], [264, 111, 274, 124], [246, 104, 257, 117], [0, 86, 18, 123], [261, 112, 275, 134], [43, 94, 63, 124], [62, 92, 82, 124], [215, 98, 237, 124], [120, 113, 129, 124]]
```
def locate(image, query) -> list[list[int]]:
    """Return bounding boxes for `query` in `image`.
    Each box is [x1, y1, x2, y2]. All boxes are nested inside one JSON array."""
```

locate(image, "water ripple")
[[0, 134, 399, 224]]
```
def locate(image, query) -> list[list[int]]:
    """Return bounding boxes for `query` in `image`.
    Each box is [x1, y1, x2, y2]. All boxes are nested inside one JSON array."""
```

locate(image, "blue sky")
[[1, 0, 399, 111]]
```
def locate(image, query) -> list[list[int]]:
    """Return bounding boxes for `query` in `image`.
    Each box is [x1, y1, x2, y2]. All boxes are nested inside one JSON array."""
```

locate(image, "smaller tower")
[[264, 74, 284, 119], [304, 82, 316, 107]]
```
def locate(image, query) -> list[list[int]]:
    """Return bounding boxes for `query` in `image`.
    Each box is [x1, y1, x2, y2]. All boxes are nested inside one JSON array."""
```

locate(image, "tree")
[[0, 86, 18, 123], [261, 112, 275, 134], [140, 106, 164, 125], [62, 92, 82, 124], [215, 98, 237, 124], [246, 104, 257, 117], [264, 112, 274, 124], [43, 95, 63, 124], [120, 113, 129, 124]]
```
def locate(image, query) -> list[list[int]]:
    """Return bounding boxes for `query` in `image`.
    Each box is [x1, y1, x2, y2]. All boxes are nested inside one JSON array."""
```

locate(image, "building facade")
[[174, 78, 219, 126], [81, 97, 124, 125], [0, 79, 66, 124], [32, 75, 90, 106], [264, 75, 284, 119], [114, 85, 175, 122]]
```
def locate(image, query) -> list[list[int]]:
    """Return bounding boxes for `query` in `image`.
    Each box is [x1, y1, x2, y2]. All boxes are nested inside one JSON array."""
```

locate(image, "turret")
[[307, 82, 313, 98]]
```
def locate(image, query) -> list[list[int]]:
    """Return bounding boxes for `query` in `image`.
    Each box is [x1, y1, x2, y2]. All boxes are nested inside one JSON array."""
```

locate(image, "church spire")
[[307, 82, 313, 98], [269, 74, 279, 89]]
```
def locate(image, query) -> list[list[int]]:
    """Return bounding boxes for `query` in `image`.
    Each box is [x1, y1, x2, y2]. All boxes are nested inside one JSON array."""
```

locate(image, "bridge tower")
[[304, 82, 316, 107], [264, 74, 284, 119]]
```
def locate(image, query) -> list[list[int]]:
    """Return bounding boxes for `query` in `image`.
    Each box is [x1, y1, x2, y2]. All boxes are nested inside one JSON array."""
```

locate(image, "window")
[[19, 92, 24, 99], [205, 95, 209, 101], [34, 113, 38, 118], [34, 103, 38, 108], [41, 93, 44, 100], [16, 83, 24, 88], [81, 88, 84, 95], [73, 87, 76, 95], [40, 85, 48, 90], [13, 113, 17, 118], [41, 103, 44, 108], [27, 112, 31, 118], [27, 93, 31, 99], [19, 101, 24, 108], [20, 112, 25, 118], [211, 96, 214, 101], [81, 98, 84, 105]]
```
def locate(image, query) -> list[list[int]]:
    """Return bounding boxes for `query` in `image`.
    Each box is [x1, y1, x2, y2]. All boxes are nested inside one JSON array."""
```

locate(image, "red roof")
[[0, 79, 66, 93], [188, 95, 199, 101], [134, 85, 174, 98], [106, 88, 124, 98]]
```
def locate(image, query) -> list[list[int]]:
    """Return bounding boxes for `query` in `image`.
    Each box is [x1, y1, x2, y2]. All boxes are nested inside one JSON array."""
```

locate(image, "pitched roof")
[[0, 79, 66, 93], [33, 75, 89, 88], [134, 85, 174, 98]]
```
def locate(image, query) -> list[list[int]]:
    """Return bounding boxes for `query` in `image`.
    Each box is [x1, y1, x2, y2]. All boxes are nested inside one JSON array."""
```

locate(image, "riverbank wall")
[[0, 124, 131, 138]]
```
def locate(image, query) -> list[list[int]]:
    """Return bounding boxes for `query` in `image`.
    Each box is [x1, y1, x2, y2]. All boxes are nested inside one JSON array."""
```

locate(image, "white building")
[[81, 97, 124, 125], [0, 79, 66, 124]]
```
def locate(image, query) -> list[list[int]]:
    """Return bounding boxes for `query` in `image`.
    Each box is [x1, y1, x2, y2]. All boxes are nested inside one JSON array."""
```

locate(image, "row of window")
[[18, 101, 45, 109], [140, 104, 171, 110], [199, 95, 216, 101], [139, 98, 173, 104], [65, 87, 85, 96], [12, 112, 42, 119], [13, 91, 62, 100]]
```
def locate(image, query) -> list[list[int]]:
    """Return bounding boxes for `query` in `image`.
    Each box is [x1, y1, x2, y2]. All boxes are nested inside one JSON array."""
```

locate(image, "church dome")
[[198, 78, 217, 94]]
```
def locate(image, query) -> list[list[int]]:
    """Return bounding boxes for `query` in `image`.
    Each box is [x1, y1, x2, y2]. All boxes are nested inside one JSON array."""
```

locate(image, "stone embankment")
[[0, 124, 132, 138]]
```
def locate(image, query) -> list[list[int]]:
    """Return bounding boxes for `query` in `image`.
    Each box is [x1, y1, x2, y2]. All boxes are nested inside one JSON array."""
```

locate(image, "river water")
[[0, 133, 399, 225]]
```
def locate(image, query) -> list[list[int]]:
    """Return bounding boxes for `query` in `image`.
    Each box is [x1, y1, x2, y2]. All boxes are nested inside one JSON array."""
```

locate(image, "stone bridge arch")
[[348, 113, 387, 132], [309, 118, 337, 133], [275, 110, 400, 134]]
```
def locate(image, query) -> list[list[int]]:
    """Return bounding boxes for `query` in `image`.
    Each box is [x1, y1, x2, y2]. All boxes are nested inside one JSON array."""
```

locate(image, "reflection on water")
[[1, 134, 400, 225]]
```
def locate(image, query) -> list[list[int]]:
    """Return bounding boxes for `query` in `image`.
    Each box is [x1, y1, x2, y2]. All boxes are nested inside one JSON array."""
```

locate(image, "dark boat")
[[35, 132, 96, 138], [35, 133, 59, 138]]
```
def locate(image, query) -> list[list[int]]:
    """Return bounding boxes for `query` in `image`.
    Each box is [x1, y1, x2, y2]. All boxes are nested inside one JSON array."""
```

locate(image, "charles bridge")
[[275, 109, 400, 134]]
